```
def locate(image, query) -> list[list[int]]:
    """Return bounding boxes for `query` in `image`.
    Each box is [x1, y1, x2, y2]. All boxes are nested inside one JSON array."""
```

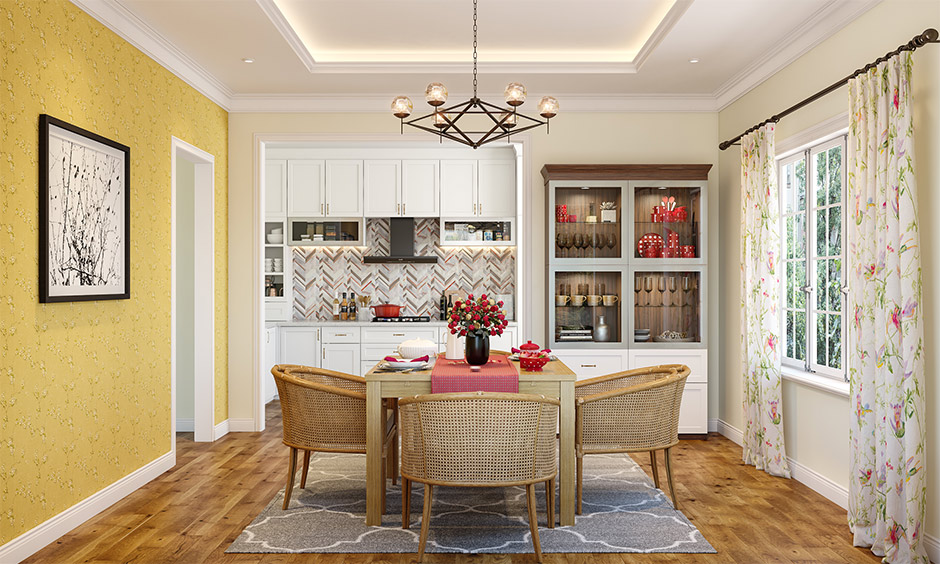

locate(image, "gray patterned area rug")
[[227, 453, 715, 554]]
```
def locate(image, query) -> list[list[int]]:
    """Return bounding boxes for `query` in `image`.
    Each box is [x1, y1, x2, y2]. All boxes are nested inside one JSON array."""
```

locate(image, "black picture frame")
[[39, 114, 131, 303]]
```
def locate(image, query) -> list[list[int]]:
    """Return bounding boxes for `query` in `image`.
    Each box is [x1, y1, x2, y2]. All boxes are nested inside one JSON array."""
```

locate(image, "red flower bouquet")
[[447, 293, 509, 337]]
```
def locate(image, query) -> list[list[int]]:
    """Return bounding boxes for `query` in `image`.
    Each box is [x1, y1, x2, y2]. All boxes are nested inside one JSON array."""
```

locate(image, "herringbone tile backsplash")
[[292, 219, 515, 320]]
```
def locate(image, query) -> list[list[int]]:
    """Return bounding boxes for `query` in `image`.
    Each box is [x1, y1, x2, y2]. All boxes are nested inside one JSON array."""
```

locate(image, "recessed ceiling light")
[[242, 58, 255, 64], [689, 58, 700, 64]]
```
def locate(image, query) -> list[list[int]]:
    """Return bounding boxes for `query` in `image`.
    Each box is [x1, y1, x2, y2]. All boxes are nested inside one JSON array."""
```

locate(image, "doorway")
[[172, 137, 216, 443]]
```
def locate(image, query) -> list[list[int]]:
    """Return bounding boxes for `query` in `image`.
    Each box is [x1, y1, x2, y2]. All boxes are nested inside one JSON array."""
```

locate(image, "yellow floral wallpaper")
[[0, 0, 228, 543]]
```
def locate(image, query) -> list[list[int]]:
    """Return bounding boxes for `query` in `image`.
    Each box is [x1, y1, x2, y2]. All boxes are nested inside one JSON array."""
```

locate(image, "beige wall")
[[718, 0, 939, 540], [228, 112, 720, 423]]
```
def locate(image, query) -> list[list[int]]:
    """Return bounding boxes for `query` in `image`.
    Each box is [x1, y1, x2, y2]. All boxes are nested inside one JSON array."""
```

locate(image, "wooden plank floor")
[[24, 402, 881, 564]]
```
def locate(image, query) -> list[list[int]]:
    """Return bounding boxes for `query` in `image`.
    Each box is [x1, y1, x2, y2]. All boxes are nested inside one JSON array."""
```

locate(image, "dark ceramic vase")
[[465, 333, 490, 366]]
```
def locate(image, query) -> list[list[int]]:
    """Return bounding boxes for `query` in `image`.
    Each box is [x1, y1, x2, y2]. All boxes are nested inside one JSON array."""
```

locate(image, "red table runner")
[[430, 355, 519, 393]]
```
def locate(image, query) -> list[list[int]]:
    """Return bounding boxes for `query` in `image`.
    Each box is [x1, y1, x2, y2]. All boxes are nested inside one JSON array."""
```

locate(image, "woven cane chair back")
[[399, 392, 559, 486], [272, 365, 368, 452], [576, 366, 690, 453]]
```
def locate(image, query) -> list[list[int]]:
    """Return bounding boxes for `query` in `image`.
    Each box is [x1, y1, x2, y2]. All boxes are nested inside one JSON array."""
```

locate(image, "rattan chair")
[[574, 364, 690, 513], [398, 392, 559, 563], [271, 364, 398, 510]]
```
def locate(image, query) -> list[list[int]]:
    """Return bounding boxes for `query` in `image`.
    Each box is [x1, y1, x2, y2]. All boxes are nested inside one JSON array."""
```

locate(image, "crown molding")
[[227, 94, 719, 113], [713, 0, 881, 110], [69, 0, 234, 110], [633, 0, 694, 72], [256, 0, 317, 73]]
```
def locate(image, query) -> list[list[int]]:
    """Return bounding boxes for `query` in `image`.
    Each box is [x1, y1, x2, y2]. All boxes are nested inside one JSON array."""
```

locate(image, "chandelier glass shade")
[[391, 0, 557, 149]]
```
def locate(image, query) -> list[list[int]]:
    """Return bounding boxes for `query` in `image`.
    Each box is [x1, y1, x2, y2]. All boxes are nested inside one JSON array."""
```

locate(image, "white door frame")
[[250, 133, 531, 432], [171, 136, 216, 444]]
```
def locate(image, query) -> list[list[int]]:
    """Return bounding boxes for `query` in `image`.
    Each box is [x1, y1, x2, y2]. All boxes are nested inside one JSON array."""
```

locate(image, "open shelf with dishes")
[[264, 219, 291, 321]]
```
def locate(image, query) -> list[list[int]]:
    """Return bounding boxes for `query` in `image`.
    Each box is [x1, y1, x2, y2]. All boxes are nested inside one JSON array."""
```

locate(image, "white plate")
[[381, 360, 429, 370]]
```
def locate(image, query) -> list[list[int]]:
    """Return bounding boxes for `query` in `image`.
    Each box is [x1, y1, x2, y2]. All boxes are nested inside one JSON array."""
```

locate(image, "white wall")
[[228, 112, 720, 426], [176, 158, 195, 425], [718, 0, 939, 542]]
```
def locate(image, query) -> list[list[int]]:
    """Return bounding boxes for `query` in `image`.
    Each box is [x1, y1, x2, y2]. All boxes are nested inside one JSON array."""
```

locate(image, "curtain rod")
[[718, 28, 939, 151]]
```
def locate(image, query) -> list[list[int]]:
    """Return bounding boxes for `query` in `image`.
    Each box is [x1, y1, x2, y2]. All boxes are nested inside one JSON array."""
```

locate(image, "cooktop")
[[372, 316, 431, 323]]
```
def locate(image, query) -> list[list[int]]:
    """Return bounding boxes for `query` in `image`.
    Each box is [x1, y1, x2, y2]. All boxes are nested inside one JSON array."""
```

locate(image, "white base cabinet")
[[628, 349, 708, 434], [279, 327, 320, 368], [264, 327, 279, 403], [321, 327, 362, 374], [553, 350, 627, 381]]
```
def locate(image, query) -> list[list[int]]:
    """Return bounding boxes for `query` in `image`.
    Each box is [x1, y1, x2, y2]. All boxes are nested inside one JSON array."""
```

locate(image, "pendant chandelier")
[[390, 0, 558, 149]]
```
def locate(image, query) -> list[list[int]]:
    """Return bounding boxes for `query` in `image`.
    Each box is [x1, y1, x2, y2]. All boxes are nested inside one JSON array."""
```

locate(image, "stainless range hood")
[[363, 218, 438, 264]]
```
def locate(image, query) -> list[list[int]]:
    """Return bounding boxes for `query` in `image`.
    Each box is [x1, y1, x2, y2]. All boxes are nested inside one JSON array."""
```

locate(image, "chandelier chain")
[[472, 0, 478, 98]]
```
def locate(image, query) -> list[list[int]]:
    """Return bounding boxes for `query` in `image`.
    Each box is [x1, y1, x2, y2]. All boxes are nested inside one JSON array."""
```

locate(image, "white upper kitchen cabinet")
[[265, 159, 287, 218], [365, 159, 439, 217], [440, 160, 478, 216], [401, 160, 439, 217], [325, 160, 363, 216], [477, 160, 516, 218], [287, 160, 326, 217], [364, 160, 401, 217]]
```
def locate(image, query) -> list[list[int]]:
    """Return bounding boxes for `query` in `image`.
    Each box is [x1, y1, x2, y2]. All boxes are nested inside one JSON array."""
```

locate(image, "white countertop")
[[266, 320, 517, 328]]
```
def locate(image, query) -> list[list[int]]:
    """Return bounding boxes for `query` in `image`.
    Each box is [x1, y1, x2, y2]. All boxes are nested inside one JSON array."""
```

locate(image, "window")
[[778, 135, 846, 380]]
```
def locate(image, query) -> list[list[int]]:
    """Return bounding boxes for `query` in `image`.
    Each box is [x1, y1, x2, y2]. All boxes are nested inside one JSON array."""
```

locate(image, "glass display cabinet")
[[549, 268, 625, 348], [629, 268, 705, 348], [542, 164, 712, 433], [264, 219, 291, 320], [549, 182, 628, 264], [632, 181, 705, 264], [441, 219, 514, 246], [288, 218, 363, 246]]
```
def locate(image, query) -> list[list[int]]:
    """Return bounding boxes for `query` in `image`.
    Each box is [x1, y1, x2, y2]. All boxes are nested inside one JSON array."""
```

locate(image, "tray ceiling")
[[74, 0, 882, 111]]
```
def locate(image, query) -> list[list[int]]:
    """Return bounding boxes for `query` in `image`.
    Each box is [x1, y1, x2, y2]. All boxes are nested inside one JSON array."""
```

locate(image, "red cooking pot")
[[370, 304, 405, 317]]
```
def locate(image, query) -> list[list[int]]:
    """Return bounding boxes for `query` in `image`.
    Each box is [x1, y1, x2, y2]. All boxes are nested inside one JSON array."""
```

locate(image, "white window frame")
[[778, 134, 847, 382]]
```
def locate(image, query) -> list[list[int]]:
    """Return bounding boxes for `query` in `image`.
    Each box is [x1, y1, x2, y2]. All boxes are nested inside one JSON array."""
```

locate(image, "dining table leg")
[[365, 381, 384, 526], [559, 381, 576, 526]]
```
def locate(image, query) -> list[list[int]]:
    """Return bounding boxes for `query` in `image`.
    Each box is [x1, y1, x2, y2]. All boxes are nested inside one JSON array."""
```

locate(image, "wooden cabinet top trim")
[[540, 164, 712, 182]]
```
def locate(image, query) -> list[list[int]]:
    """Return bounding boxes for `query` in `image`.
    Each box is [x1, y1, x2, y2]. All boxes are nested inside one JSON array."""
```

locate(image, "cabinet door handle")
[[335, 333, 348, 337], [581, 364, 597, 368], [393, 333, 405, 337], [403, 202, 406, 215], [322, 348, 326, 359], [478, 202, 482, 215]]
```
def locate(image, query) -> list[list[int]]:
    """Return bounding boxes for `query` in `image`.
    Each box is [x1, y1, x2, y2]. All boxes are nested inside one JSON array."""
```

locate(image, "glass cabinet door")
[[631, 270, 703, 346], [551, 269, 623, 347], [553, 185, 624, 261], [633, 183, 704, 261]]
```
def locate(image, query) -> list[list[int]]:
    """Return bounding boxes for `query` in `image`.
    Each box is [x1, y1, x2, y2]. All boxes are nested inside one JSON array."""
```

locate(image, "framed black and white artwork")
[[39, 115, 130, 302]]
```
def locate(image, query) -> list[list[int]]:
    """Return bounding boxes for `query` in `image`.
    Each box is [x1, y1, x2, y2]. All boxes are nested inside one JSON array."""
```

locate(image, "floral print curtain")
[[847, 52, 927, 563], [740, 123, 791, 478]]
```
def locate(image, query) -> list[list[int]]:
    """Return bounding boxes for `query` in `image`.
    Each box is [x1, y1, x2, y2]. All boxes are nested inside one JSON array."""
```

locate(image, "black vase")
[[465, 332, 490, 366]]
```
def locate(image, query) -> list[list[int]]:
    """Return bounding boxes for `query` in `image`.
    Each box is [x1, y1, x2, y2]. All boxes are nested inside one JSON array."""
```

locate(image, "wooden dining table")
[[364, 355, 578, 526]]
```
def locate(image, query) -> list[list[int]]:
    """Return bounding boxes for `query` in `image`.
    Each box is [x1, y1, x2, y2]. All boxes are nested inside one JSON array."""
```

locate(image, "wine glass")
[[607, 232, 617, 249], [668, 276, 677, 308], [643, 276, 653, 308], [557, 232, 569, 258], [682, 276, 691, 307], [635, 274, 643, 307], [658, 276, 666, 307], [574, 233, 585, 258]]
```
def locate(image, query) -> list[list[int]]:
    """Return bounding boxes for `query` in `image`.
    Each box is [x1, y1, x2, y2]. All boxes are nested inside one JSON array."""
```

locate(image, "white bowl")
[[267, 234, 284, 244], [397, 338, 438, 359]]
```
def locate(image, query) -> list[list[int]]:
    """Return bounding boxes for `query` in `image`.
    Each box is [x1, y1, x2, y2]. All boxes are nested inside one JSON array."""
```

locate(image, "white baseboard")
[[924, 533, 940, 564], [707, 418, 718, 433], [786, 457, 848, 509], [212, 419, 229, 440], [175, 418, 194, 432], [0, 450, 174, 564], [717, 418, 744, 445], [228, 418, 257, 432]]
